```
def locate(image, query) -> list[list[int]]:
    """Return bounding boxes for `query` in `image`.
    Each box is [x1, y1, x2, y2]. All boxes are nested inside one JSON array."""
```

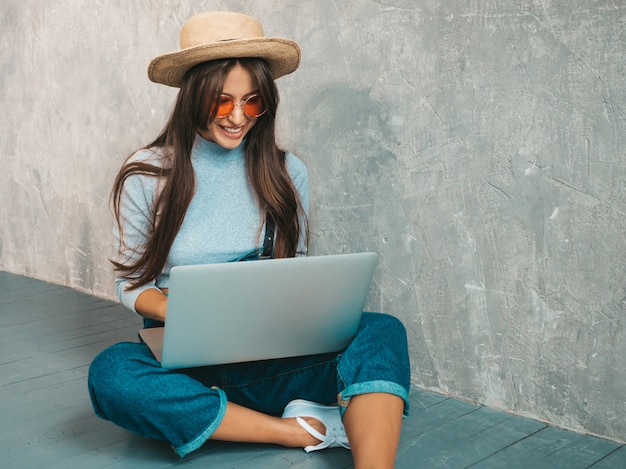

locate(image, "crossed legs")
[[89, 313, 409, 466]]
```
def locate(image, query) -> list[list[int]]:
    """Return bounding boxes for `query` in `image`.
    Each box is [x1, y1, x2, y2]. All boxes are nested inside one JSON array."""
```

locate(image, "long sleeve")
[[113, 150, 163, 313], [285, 151, 309, 256]]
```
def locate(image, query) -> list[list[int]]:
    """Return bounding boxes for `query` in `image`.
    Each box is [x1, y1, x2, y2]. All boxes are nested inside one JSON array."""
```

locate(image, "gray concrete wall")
[[1, 0, 625, 443]]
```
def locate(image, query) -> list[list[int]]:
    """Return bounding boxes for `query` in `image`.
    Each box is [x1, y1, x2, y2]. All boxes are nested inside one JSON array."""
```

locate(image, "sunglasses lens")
[[243, 95, 265, 117], [213, 96, 234, 118]]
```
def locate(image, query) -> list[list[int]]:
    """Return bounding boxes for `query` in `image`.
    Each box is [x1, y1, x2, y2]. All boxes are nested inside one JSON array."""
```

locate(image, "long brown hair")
[[111, 58, 308, 289]]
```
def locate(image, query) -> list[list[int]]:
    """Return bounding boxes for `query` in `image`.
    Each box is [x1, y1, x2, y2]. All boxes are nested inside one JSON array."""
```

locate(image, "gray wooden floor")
[[1, 270, 625, 468]]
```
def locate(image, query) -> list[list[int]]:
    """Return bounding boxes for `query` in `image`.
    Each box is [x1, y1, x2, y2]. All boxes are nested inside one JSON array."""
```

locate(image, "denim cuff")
[[338, 380, 410, 418], [174, 386, 228, 457]]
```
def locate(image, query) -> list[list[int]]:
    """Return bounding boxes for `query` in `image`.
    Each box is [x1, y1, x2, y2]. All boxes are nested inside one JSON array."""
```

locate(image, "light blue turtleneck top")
[[114, 136, 309, 313]]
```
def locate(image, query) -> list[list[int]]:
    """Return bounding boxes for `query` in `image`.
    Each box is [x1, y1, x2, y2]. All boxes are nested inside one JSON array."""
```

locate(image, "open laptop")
[[139, 252, 378, 369]]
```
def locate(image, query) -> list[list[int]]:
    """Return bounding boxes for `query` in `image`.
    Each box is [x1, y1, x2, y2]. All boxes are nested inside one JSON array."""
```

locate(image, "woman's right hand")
[[134, 288, 169, 322]]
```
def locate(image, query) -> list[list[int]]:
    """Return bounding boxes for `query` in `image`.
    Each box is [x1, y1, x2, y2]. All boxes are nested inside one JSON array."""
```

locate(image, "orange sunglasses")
[[211, 94, 266, 119]]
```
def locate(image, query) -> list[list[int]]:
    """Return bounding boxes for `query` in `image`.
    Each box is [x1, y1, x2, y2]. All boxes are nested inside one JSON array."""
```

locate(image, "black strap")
[[260, 215, 275, 259]]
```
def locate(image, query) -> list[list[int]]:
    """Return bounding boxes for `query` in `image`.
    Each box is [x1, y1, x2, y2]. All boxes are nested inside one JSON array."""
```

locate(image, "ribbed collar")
[[192, 134, 246, 162]]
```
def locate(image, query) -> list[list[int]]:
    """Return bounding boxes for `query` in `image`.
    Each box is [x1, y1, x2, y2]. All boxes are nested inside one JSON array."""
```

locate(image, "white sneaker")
[[282, 399, 351, 453]]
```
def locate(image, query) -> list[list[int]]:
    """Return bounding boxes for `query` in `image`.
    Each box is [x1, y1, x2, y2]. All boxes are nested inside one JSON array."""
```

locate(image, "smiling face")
[[198, 64, 261, 149]]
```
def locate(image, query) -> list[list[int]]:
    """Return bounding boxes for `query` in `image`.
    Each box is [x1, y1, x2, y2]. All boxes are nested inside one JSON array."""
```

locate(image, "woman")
[[88, 11, 410, 469]]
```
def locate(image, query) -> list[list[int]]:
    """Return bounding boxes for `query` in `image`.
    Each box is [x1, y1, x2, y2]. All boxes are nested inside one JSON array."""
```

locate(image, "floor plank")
[[588, 445, 626, 468], [470, 425, 620, 468], [396, 407, 546, 468], [0, 271, 622, 468]]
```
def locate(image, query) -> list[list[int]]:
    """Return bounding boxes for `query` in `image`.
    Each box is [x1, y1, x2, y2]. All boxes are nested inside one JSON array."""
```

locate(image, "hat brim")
[[148, 37, 301, 87]]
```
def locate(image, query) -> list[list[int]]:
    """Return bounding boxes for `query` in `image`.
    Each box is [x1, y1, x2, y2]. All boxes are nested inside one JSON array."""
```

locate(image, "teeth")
[[223, 126, 242, 134]]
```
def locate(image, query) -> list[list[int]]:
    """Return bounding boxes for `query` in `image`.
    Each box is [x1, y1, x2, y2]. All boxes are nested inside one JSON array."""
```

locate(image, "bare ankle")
[[283, 417, 324, 447]]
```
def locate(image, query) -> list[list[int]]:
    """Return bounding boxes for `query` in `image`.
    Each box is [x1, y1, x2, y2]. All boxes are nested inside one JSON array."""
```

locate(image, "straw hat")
[[148, 11, 301, 87]]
